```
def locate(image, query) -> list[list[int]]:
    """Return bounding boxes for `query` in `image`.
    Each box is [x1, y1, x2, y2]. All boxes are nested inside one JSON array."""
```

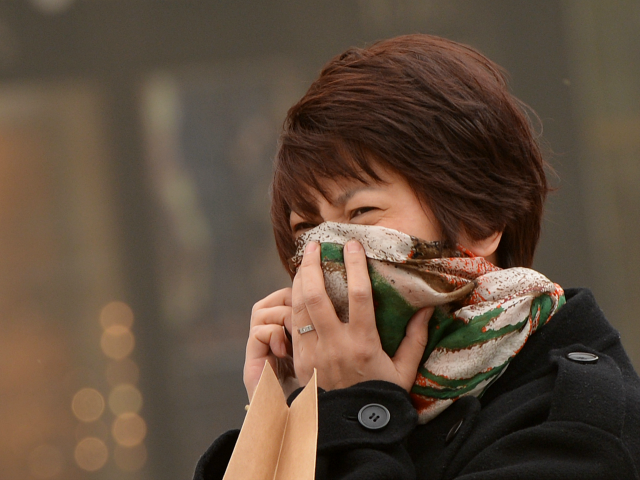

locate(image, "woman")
[[195, 34, 640, 479]]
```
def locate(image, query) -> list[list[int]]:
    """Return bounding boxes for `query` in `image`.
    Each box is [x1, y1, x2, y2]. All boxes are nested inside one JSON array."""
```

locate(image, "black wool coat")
[[194, 288, 640, 479]]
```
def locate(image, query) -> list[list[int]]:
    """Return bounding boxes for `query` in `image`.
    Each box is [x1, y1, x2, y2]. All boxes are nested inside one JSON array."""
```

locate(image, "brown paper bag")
[[223, 363, 318, 480]]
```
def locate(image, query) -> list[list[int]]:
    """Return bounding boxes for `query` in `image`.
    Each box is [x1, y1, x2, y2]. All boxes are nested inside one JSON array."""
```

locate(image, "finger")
[[343, 240, 376, 336], [392, 307, 433, 390], [244, 352, 277, 401], [247, 323, 289, 359], [291, 270, 313, 332], [251, 288, 292, 315], [244, 323, 289, 401], [298, 241, 340, 337], [250, 305, 291, 328], [291, 268, 317, 384]]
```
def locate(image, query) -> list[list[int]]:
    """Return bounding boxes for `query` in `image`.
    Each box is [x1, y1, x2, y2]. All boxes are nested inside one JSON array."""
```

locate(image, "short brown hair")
[[271, 34, 549, 275]]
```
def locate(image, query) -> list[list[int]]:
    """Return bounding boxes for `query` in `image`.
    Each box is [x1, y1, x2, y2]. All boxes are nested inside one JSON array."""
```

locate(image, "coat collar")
[[481, 288, 620, 404]]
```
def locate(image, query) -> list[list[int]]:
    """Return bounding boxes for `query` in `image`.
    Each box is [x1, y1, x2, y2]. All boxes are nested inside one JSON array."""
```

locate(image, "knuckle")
[[300, 255, 316, 268], [252, 324, 268, 336], [345, 250, 365, 264], [352, 346, 372, 363], [349, 285, 372, 302], [248, 327, 263, 345], [414, 334, 428, 350], [249, 324, 261, 336], [304, 290, 325, 308], [254, 309, 274, 327], [292, 302, 307, 315], [251, 323, 278, 338], [250, 307, 264, 324]]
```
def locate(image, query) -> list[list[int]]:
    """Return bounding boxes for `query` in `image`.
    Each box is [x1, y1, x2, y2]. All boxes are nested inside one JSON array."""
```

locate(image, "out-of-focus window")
[[141, 59, 301, 474], [0, 2, 637, 479], [561, 0, 640, 365], [0, 83, 147, 478]]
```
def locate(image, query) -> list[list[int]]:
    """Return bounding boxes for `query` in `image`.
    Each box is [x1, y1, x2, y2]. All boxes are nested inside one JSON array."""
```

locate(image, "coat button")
[[567, 352, 599, 364], [446, 418, 464, 443], [358, 404, 390, 430]]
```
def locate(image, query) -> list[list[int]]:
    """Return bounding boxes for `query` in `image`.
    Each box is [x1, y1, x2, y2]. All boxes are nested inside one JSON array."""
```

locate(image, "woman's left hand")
[[290, 240, 433, 392]]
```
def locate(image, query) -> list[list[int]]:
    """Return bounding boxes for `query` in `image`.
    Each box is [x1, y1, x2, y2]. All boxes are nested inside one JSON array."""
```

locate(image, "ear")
[[461, 231, 503, 263]]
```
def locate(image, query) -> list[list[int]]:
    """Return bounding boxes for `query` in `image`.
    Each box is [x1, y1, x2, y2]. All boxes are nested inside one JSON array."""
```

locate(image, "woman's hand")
[[243, 288, 298, 401], [291, 240, 433, 392]]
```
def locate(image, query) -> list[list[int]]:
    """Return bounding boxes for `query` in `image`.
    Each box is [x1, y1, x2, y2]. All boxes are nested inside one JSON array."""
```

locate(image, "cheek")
[[394, 208, 441, 242]]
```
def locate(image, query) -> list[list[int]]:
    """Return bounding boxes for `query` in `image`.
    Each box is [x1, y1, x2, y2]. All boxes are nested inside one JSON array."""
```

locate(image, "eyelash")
[[349, 206, 376, 219], [292, 207, 376, 233], [292, 222, 316, 233]]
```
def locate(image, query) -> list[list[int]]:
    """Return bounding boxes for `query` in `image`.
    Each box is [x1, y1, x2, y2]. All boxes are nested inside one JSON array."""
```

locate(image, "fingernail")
[[305, 241, 317, 254], [346, 240, 362, 253]]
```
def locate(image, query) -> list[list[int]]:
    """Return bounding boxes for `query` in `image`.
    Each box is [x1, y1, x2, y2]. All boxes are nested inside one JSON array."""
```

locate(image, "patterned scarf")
[[291, 222, 565, 424]]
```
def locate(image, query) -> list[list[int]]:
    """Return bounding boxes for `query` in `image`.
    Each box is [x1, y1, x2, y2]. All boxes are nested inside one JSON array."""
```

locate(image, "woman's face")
[[289, 163, 502, 264], [289, 165, 441, 242]]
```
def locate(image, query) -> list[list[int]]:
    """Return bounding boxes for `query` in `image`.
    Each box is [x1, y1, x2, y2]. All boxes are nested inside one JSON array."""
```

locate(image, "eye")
[[349, 207, 376, 219], [292, 222, 316, 234]]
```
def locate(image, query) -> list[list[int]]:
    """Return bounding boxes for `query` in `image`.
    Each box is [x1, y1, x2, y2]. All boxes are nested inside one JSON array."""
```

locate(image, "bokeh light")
[[100, 325, 135, 360], [114, 443, 147, 472], [29, 0, 76, 15], [100, 301, 134, 330], [112, 412, 147, 447], [109, 384, 143, 415], [74, 437, 108, 472], [71, 388, 105, 422], [28, 444, 65, 479]]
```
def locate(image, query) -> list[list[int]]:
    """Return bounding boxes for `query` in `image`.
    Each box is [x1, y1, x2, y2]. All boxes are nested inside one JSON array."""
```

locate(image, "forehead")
[[288, 177, 364, 218], [288, 165, 395, 217]]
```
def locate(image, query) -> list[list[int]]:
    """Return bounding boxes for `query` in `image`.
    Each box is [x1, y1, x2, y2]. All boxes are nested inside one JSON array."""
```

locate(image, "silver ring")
[[297, 324, 315, 335]]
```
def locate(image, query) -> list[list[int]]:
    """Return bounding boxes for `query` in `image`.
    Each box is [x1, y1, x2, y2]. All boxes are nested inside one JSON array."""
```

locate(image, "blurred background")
[[0, 1, 638, 479]]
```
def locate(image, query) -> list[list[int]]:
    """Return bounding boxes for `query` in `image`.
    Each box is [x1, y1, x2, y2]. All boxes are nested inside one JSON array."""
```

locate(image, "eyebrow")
[[333, 185, 379, 206], [289, 184, 380, 220]]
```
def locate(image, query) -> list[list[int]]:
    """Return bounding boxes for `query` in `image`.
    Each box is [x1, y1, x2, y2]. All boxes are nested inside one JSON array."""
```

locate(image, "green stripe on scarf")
[[293, 222, 565, 424]]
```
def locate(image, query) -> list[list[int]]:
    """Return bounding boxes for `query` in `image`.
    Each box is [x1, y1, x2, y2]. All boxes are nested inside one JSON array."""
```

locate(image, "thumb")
[[391, 307, 433, 390]]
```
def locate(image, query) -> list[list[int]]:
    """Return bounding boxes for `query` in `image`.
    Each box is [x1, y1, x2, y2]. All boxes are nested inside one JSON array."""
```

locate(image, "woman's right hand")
[[243, 287, 297, 401]]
